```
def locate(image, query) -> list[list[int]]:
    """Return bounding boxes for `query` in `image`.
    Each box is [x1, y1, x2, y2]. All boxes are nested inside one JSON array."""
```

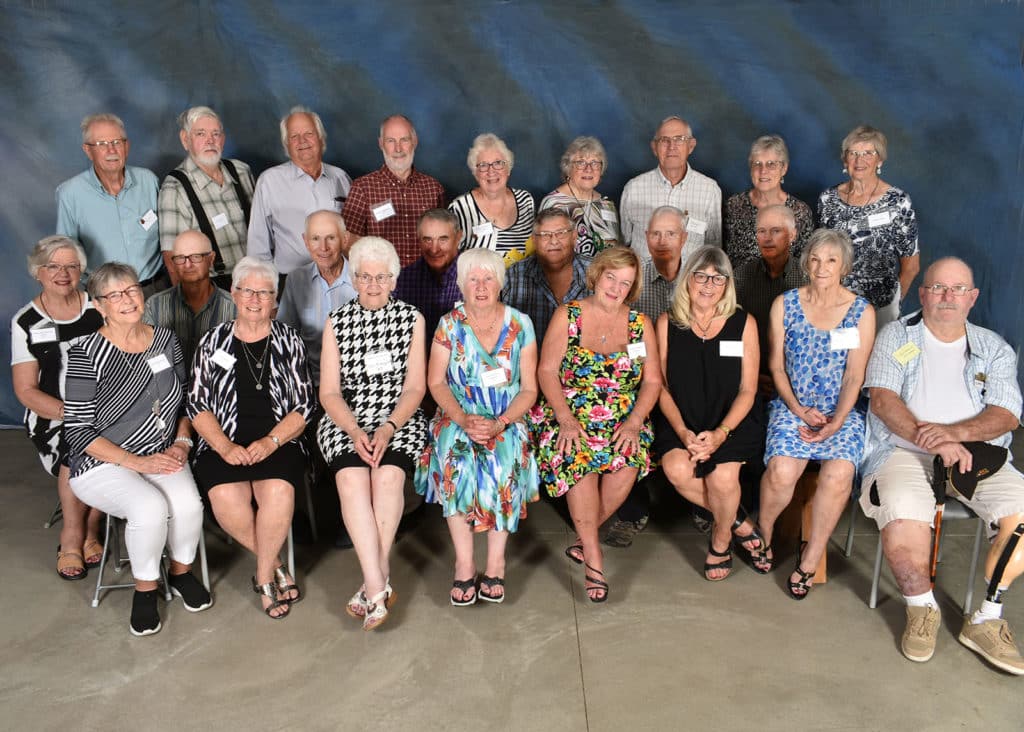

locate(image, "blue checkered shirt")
[[501, 254, 591, 345]]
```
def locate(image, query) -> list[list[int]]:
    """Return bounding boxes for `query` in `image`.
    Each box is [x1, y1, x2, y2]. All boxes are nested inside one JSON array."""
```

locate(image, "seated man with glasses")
[[861, 257, 1024, 675], [501, 208, 591, 346], [56, 113, 166, 293], [619, 116, 722, 258], [144, 230, 236, 367]]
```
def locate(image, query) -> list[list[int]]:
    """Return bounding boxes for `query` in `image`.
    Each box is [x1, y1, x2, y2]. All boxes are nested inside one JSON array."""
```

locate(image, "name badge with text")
[[472, 221, 495, 238], [719, 340, 743, 358], [685, 217, 708, 236], [481, 367, 508, 387], [364, 350, 394, 376], [829, 327, 860, 351], [147, 354, 172, 373], [30, 327, 58, 344], [600, 207, 618, 222], [893, 342, 921, 365], [371, 200, 396, 222], [211, 349, 236, 370], [867, 211, 893, 228], [627, 342, 647, 360], [211, 212, 230, 230], [140, 209, 158, 231]]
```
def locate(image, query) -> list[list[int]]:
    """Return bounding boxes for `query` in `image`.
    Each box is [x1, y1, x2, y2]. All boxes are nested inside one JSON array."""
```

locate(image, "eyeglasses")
[[170, 252, 213, 265], [42, 263, 82, 275], [692, 272, 729, 286], [234, 286, 276, 301], [653, 135, 693, 147], [535, 228, 573, 241], [571, 159, 604, 171], [923, 284, 973, 297], [475, 160, 508, 172], [97, 285, 142, 303], [84, 139, 125, 149], [750, 160, 784, 171], [755, 227, 788, 238], [846, 149, 878, 159], [355, 273, 394, 285]]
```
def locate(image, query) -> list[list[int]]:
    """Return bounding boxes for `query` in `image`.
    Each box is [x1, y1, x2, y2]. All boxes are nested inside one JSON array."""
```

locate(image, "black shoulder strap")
[[165, 169, 225, 274], [221, 159, 252, 225]]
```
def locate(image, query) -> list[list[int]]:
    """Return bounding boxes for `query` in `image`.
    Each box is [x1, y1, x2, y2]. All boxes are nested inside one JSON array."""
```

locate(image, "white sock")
[[905, 590, 937, 608], [971, 598, 1005, 625]]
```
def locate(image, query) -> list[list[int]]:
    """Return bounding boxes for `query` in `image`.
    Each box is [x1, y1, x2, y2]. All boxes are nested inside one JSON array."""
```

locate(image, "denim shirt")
[[861, 310, 1022, 477]]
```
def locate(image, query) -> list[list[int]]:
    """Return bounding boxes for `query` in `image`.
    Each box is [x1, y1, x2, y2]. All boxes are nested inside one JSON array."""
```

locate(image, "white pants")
[[70, 463, 204, 581]]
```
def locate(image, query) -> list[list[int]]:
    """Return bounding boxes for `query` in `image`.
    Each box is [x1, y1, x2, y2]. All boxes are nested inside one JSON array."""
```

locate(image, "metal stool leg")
[[963, 518, 985, 615], [92, 515, 135, 608], [844, 502, 856, 558], [44, 499, 63, 529], [869, 535, 885, 609], [198, 529, 210, 591], [304, 474, 319, 543], [287, 526, 295, 580]]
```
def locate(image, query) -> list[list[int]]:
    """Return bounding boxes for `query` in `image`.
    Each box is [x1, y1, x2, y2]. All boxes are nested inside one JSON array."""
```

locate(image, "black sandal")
[[450, 577, 477, 607], [750, 543, 774, 575], [584, 564, 609, 603], [731, 515, 766, 556], [788, 565, 815, 600], [252, 576, 290, 619], [478, 575, 506, 604], [564, 542, 584, 565], [704, 541, 733, 582]]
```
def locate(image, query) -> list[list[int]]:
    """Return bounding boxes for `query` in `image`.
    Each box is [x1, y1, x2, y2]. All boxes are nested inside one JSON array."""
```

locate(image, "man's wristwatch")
[[268, 435, 280, 446]]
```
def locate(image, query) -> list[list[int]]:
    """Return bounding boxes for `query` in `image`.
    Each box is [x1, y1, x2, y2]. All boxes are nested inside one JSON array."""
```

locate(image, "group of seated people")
[[9, 107, 1023, 678]]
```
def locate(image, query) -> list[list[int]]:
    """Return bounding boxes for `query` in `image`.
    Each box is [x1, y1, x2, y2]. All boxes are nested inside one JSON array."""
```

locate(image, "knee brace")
[[986, 522, 1024, 603]]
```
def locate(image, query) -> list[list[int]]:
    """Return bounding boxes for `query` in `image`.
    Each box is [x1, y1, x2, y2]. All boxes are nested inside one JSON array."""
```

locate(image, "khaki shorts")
[[860, 447, 1024, 534]]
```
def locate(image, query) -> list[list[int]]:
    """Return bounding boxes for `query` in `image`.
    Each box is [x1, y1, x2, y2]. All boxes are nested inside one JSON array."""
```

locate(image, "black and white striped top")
[[64, 327, 185, 478], [449, 188, 535, 264], [187, 319, 316, 459]]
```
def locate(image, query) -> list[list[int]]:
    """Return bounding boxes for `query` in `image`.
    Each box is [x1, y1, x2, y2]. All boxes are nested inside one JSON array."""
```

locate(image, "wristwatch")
[[269, 435, 280, 446]]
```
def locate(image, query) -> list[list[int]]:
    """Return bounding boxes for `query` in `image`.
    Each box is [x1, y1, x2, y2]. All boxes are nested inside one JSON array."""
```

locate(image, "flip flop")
[[478, 575, 506, 604]]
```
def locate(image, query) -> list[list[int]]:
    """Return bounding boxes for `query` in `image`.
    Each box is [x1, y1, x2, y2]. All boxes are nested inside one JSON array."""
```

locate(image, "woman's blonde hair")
[[668, 246, 737, 328], [585, 247, 642, 303]]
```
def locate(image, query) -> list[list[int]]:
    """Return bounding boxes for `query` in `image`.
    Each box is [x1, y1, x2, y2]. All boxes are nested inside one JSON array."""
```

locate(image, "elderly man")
[[56, 113, 164, 289], [394, 209, 463, 335], [159, 106, 254, 289], [620, 116, 721, 259], [501, 208, 591, 346], [861, 257, 1024, 674], [247, 107, 352, 277], [277, 210, 357, 384], [734, 205, 808, 394], [342, 115, 445, 266], [143, 230, 236, 365]]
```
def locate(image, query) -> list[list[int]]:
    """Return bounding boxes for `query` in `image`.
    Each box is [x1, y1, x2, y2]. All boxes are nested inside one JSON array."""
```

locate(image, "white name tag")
[[364, 349, 394, 376], [211, 348, 236, 370], [147, 354, 172, 373], [829, 327, 861, 351], [371, 200, 396, 222], [140, 209, 158, 231], [30, 327, 58, 344], [719, 340, 743, 357], [600, 207, 618, 222], [627, 342, 647, 360], [211, 212, 230, 230], [685, 217, 708, 236], [472, 221, 495, 238], [867, 211, 892, 228], [480, 366, 508, 387]]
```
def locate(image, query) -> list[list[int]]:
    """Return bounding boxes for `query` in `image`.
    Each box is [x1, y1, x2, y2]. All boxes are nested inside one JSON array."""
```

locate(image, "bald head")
[[303, 210, 348, 271], [919, 256, 979, 336], [923, 257, 974, 289], [171, 230, 215, 281]]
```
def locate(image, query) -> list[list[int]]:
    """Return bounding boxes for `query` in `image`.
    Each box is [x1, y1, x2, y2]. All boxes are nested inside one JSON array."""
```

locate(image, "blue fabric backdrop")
[[1, 0, 1022, 425]]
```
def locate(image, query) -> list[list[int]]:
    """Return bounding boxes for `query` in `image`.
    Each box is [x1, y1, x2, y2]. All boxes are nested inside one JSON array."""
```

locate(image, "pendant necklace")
[[239, 334, 271, 390]]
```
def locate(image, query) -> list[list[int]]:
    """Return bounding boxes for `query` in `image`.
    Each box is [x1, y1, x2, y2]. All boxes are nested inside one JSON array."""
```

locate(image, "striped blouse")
[[64, 327, 185, 478], [449, 188, 535, 266]]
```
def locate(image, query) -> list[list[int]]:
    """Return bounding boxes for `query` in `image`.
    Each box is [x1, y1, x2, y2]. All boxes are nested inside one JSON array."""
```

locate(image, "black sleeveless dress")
[[652, 309, 764, 477]]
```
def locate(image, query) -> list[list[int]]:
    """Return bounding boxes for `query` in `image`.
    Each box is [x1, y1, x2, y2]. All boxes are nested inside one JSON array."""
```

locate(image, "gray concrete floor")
[[2, 429, 1022, 732]]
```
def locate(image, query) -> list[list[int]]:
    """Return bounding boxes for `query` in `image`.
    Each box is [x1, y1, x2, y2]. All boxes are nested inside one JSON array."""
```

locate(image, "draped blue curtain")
[[1, 0, 1022, 424]]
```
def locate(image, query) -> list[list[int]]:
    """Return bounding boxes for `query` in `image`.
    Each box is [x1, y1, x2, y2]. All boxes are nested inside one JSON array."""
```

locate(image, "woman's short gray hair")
[[841, 125, 888, 163], [467, 133, 514, 173], [350, 237, 401, 280], [87, 262, 139, 300], [28, 235, 87, 277], [456, 248, 506, 294], [800, 228, 855, 279], [749, 134, 789, 166], [559, 136, 607, 180], [231, 256, 279, 291]]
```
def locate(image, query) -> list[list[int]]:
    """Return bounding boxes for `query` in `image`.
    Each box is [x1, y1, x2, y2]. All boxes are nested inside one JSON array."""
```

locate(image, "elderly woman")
[[724, 135, 814, 267], [64, 263, 210, 636], [415, 248, 539, 606], [529, 247, 661, 602], [539, 136, 620, 256], [318, 237, 427, 630], [189, 257, 316, 620], [755, 229, 875, 599], [655, 246, 765, 581], [11, 236, 104, 580], [448, 133, 535, 266], [818, 125, 920, 328]]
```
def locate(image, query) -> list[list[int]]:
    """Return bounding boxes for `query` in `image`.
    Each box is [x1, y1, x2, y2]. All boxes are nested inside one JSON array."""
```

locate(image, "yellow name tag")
[[892, 342, 921, 365]]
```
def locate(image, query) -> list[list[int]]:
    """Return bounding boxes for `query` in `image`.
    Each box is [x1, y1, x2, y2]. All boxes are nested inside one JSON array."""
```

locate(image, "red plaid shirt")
[[343, 165, 446, 266]]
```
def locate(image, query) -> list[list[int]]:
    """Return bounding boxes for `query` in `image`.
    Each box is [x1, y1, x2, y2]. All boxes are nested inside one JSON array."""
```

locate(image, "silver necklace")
[[239, 336, 270, 390], [108, 329, 165, 430]]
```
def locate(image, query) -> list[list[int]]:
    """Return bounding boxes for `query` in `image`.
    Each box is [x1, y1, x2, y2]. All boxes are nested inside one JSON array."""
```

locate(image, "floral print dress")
[[528, 301, 653, 497], [415, 304, 539, 532]]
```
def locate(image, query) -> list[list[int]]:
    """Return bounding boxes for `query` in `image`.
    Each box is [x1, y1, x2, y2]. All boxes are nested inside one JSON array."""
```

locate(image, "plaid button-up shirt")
[[501, 254, 591, 345]]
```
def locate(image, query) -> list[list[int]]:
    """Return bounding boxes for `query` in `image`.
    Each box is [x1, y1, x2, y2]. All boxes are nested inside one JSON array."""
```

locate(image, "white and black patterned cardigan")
[[187, 319, 316, 458]]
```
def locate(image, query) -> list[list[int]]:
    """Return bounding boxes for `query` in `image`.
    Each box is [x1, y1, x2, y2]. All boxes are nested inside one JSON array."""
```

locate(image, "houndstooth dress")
[[317, 298, 426, 467]]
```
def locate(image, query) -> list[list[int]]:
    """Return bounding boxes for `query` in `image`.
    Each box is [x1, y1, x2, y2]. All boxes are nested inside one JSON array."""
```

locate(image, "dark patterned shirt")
[[723, 192, 814, 267], [734, 254, 807, 369], [394, 255, 462, 335], [501, 254, 591, 346]]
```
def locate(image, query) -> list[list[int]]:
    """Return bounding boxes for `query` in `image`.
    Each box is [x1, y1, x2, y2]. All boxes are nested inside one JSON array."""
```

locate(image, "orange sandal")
[[57, 549, 87, 581], [83, 539, 103, 568]]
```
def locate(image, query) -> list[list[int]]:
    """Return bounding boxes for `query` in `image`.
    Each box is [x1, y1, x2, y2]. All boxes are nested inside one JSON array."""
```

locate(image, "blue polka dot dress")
[[764, 289, 868, 465]]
